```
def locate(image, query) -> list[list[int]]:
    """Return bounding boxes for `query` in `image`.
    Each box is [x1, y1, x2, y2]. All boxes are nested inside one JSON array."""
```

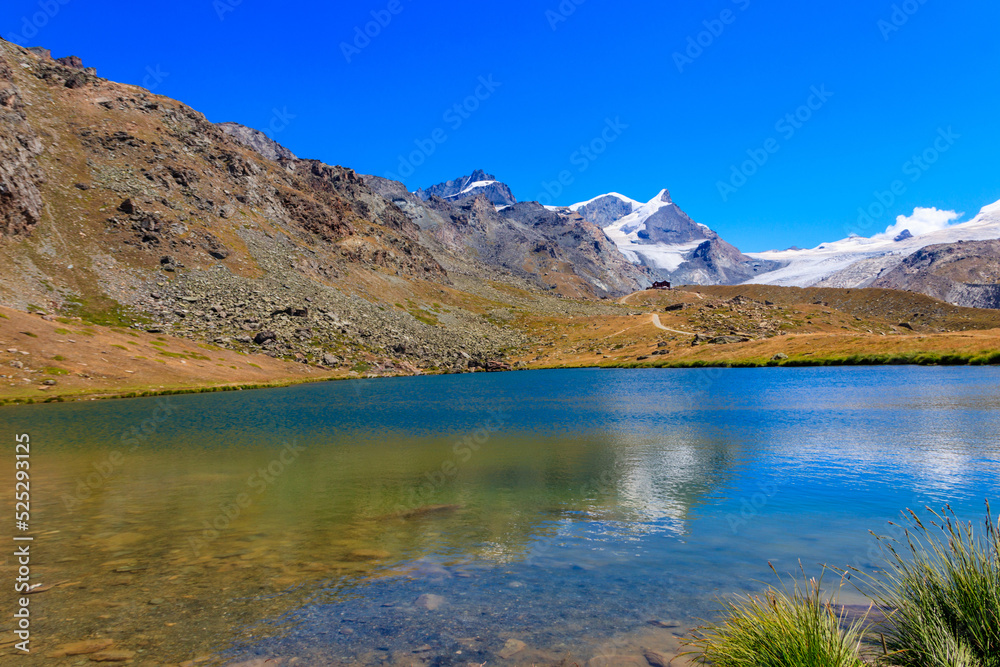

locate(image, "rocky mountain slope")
[[0, 49, 45, 239], [415, 169, 517, 207], [217, 121, 297, 162], [868, 239, 1000, 309], [0, 39, 537, 374], [364, 174, 650, 298]]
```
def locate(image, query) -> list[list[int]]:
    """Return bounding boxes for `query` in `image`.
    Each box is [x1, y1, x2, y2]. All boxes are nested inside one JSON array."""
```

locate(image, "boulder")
[[202, 233, 230, 260], [415, 593, 446, 611], [253, 330, 276, 345], [64, 71, 89, 89], [498, 639, 527, 659], [55, 55, 85, 70], [709, 335, 746, 345], [643, 650, 671, 667]]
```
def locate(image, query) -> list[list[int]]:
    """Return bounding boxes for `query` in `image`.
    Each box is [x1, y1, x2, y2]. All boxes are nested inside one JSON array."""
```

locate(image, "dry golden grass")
[[0, 306, 343, 404]]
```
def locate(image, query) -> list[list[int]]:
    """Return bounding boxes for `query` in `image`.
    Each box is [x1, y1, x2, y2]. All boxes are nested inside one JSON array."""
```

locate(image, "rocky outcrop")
[[670, 237, 780, 286], [415, 169, 517, 207], [217, 121, 297, 162], [573, 195, 636, 227], [0, 42, 45, 240], [869, 240, 1000, 309]]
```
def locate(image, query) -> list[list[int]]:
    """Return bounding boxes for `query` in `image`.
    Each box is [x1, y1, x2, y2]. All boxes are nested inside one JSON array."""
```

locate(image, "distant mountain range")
[[2, 31, 997, 328], [406, 171, 1000, 308]]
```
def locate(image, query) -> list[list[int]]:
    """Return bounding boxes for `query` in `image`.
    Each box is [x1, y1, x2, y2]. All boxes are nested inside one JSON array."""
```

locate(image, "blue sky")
[[3, 0, 999, 251]]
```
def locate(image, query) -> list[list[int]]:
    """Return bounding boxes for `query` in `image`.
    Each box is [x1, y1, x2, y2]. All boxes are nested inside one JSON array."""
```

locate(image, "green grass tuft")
[[858, 503, 1000, 667], [685, 568, 868, 667]]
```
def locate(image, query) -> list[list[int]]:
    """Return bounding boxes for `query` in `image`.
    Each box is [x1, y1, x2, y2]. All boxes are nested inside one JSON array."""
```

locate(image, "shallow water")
[[3, 367, 999, 664]]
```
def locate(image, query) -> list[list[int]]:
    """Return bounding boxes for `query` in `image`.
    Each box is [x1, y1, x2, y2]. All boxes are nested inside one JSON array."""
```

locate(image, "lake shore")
[[3, 297, 1000, 405]]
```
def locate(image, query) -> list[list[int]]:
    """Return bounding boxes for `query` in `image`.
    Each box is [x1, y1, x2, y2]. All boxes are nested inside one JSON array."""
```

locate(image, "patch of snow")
[[444, 180, 499, 199], [569, 192, 644, 211], [746, 203, 1000, 287], [981, 199, 1000, 215], [629, 241, 705, 273]]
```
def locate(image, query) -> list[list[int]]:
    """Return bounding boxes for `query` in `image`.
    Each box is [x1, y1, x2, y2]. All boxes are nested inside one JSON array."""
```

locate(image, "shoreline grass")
[[687, 504, 1000, 667], [685, 566, 869, 667], [601, 350, 1000, 370], [854, 504, 1000, 667], [3, 351, 1000, 407]]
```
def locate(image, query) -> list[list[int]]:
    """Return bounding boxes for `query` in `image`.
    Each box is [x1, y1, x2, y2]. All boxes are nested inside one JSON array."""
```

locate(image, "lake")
[[3, 367, 999, 665]]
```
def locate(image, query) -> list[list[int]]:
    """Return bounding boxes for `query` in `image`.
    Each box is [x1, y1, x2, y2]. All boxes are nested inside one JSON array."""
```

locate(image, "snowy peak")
[[582, 188, 770, 284], [980, 198, 1000, 216], [416, 170, 517, 207]]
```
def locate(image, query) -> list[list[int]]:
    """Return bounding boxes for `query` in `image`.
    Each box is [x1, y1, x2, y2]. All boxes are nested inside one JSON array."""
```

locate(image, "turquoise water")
[[3, 367, 999, 664]]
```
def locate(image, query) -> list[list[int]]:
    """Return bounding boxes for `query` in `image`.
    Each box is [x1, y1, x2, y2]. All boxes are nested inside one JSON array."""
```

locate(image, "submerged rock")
[[415, 593, 446, 610], [498, 638, 526, 659]]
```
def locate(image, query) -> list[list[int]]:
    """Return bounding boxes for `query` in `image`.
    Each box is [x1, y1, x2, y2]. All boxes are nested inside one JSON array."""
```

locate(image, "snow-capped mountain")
[[415, 170, 517, 207], [412, 169, 1000, 303], [567, 189, 778, 285], [745, 200, 1000, 288]]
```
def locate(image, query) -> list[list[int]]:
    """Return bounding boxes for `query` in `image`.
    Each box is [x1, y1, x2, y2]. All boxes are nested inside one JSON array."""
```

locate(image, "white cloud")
[[875, 207, 962, 240]]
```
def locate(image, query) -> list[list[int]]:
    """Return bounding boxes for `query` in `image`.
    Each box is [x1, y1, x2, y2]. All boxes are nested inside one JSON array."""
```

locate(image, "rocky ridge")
[[869, 240, 1000, 310], [0, 39, 528, 375], [217, 121, 297, 162]]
